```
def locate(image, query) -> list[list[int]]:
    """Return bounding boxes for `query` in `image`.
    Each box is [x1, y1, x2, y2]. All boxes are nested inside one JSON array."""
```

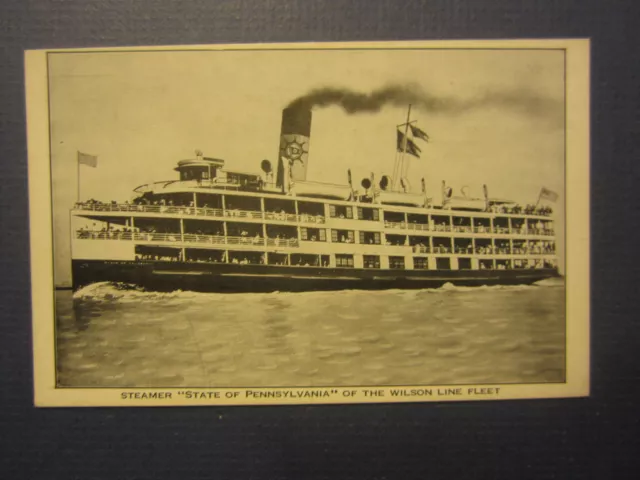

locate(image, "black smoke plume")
[[286, 84, 562, 122]]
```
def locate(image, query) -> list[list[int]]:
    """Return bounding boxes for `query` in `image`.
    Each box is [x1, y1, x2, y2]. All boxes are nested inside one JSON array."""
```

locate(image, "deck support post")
[[294, 200, 301, 242], [448, 215, 454, 252]]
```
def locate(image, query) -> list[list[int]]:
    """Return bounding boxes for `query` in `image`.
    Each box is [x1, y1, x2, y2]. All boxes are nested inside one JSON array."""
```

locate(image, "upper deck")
[[72, 182, 555, 242]]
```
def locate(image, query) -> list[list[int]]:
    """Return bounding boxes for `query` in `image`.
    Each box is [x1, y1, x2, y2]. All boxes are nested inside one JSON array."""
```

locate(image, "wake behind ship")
[[70, 106, 560, 293]]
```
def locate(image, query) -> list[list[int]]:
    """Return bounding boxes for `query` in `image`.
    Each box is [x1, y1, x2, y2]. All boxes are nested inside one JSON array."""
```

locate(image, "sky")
[[48, 47, 565, 286]]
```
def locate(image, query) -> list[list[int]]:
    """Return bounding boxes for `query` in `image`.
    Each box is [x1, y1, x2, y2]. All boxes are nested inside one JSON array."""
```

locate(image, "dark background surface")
[[1, 1, 639, 478]]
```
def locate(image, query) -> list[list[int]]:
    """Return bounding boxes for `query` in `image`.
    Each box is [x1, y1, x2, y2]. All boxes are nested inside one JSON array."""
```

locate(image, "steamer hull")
[[72, 259, 560, 293]]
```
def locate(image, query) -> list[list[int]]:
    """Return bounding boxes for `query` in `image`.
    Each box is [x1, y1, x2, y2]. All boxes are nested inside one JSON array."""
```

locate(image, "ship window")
[[301, 227, 326, 242], [479, 259, 494, 270], [332, 229, 354, 243], [364, 255, 380, 269], [496, 259, 511, 270], [359, 231, 381, 245], [330, 204, 353, 219], [436, 257, 451, 270], [413, 257, 429, 269], [389, 256, 405, 269], [357, 207, 379, 221], [336, 254, 354, 268], [458, 258, 472, 270]]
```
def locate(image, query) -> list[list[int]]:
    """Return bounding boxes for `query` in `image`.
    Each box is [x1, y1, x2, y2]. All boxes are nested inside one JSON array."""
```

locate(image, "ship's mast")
[[393, 105, 417, 191]]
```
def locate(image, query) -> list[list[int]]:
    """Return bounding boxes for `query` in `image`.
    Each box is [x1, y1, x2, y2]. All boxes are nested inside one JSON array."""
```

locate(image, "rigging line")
[[391, 149, 400, 189]]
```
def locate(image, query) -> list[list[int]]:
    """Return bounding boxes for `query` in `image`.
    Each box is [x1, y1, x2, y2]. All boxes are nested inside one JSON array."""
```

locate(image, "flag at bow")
[[397, 130, 421, 158], [410, 124, 430, 142], [78, 151, 98, 168], [539, 187, 559, 202]]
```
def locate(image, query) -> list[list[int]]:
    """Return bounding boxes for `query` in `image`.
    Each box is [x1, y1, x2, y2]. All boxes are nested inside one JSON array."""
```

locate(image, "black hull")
[[72, 260, 560, 293]]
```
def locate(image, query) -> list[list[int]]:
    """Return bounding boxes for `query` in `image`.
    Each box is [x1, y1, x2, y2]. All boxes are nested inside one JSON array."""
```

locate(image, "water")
[[55, 279, 566, 387]]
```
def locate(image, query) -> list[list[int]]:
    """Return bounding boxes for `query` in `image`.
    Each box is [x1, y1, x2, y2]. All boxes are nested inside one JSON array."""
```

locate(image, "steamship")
[[70, 107, 559, 292]]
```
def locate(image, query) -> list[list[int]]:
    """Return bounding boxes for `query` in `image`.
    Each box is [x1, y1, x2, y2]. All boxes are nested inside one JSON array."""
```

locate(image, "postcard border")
[[26, 39, 590, 406]]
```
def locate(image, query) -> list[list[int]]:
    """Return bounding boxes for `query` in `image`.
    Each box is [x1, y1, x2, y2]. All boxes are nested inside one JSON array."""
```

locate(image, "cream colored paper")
[[26, 39, 590, 407]]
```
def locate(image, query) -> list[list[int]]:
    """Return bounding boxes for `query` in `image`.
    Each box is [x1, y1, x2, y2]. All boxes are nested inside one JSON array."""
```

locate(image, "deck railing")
[[385, 221, 431, 231], [74, 202, 325, 225], [75, 230, 299, 248], [75, 230, 555, 255], [431, 224, 453, 233], [74, 203, 554, 238], [406, 223, 430, 231]]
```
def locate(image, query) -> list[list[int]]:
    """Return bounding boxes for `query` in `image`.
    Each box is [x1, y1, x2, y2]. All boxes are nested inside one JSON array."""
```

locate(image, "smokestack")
[[276, 108, 312, 189]]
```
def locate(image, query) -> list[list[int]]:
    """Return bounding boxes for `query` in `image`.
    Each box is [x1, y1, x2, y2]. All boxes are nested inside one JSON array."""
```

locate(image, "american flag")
[[78, 151, 98, 168], [539, 187, 559, 202], [397, 130, 421, 158], [410, 124, 430, 142]]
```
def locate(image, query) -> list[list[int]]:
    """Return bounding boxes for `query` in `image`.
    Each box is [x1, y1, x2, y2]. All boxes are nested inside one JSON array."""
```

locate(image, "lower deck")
[[72, 259, 560, 293]]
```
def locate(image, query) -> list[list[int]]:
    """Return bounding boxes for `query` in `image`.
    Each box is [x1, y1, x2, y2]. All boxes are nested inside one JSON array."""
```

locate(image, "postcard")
[[25, 39, 590, 406]]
